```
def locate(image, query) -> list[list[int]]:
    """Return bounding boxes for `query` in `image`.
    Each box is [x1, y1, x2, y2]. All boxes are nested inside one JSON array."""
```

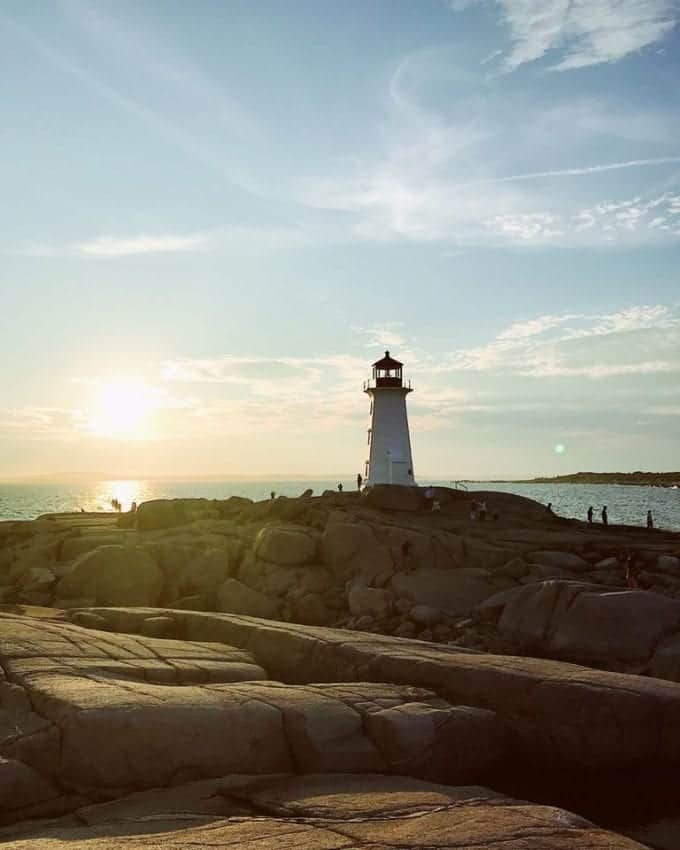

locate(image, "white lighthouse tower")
[[363, 351, 416, 486]]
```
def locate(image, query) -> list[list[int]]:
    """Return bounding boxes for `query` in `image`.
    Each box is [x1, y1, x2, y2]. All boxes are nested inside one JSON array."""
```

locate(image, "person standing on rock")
[[587, 506, 594, 524], [601, 506, 608, 527], [625, 551, 640, 589], [357, 473, 363, 490], [337, 482, 343, 492], [401, 539, 412, 571], [647, 510, 654, 529]]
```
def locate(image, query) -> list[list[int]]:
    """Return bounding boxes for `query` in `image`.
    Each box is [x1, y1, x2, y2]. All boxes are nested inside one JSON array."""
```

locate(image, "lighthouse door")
[[389, 460, 412, 486]]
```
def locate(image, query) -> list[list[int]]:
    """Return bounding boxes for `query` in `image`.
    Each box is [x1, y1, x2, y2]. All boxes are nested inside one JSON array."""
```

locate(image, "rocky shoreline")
[[1, 484, 680, 848]]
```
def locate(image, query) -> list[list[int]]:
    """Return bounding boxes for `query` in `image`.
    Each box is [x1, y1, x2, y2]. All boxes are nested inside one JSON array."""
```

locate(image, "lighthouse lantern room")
[[363, 351, 416, 486]]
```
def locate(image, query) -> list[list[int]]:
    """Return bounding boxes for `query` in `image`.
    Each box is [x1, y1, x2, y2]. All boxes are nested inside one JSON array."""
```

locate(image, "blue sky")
[[2, 0, 680, 479]]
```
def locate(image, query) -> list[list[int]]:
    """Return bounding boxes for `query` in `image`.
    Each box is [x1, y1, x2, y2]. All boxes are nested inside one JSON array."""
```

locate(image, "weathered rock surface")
[[4, 486, 680, 682], [55, 546, 163, 606], [4, 486, 680, 845], [0, 773, 646, 848], [0, 606, 654, 847], [481, 580, 680, 674]]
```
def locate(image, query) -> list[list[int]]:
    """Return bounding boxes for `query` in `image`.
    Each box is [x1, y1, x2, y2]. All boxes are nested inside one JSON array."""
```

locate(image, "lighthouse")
[[363, 351, 416, 486]]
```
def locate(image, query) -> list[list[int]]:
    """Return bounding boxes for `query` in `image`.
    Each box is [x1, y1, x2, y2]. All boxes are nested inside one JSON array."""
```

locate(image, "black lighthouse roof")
[[372, 350, 403, 369]]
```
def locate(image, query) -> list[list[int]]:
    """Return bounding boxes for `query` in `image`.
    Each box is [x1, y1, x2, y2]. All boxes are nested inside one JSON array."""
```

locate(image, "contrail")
[[456, 157, 680, 187]]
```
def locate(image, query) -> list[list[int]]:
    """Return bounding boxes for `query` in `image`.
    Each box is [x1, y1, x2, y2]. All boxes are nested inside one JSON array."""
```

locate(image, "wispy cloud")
[[352, 323, 409, 349], [455, 157, 680, 188], [4, 12, 267, 198], [74, 233, 212, 258], [450, 0, 678, 71], [444, 305, 680, 378], [7, 226, 308, 259], [300, 38, 680, 247], [0, 407, 84, 439]]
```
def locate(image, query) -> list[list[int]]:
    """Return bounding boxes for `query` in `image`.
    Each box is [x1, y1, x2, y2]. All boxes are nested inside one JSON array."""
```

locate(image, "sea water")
[[1, 478, 679, 531]]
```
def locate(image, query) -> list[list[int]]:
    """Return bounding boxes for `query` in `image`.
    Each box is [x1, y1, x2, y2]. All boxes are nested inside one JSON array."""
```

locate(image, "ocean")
[[1, 478, 679, 531]]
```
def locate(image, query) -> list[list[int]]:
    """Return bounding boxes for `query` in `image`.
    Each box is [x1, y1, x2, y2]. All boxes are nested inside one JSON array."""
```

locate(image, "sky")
[[1, 0, 680, 480]]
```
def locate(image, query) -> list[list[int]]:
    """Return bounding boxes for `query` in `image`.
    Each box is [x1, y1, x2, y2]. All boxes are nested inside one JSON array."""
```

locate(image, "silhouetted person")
[[270, 491, 276, 500], [130, 501, 137, 513], [546, 502, 553, 514], [647, 510, 654, 529], [625, 551, 640, 589], [401, 539, 411, 570], [357, 473, 363, 490], [587, 506, 594, 524], [479, 500, 487, 521], [601, 506, 608, 527], [337, 482, 343, 492]]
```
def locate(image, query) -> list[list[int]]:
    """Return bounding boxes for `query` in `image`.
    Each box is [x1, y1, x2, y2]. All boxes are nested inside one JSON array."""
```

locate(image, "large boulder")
[[217, 578, 281, 619], [362, 485, 424, 512], [321, 522, 377, 566], [55, 545, 163, 606], [348, 585, 393, 618], [391, 567, 495, 616], [498, 580, 680, 668], [172, 548, 232, 597], [530, 550, 590, 572], [255, 525, 317, 566], [135, 500, 184, 531]]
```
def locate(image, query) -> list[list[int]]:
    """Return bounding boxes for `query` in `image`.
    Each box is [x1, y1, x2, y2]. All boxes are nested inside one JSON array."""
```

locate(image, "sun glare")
[[89, 378, 156, 439]]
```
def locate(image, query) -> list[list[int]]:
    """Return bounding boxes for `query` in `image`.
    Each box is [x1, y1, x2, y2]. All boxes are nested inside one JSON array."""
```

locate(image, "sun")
[[89, 378, 156, 439]]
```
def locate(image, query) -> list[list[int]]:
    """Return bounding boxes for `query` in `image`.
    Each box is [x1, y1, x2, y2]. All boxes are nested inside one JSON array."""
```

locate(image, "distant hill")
[[512, 471, 680, 487]]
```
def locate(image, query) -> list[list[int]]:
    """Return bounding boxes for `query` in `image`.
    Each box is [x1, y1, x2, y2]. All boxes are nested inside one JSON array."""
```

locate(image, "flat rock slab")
[[83, 607, 680, 776], [0, 614, 503, 798], [0, 774, 646, 849]]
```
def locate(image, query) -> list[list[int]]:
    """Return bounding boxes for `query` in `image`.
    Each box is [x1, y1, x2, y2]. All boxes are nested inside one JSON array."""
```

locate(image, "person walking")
[[647, 510, 654, 529], [587, 506, 594, 524], [601, 506, 608, 527]]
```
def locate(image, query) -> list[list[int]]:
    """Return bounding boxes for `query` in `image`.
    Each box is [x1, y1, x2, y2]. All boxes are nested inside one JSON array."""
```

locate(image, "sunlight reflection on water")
[[0, 478, 678, 530]]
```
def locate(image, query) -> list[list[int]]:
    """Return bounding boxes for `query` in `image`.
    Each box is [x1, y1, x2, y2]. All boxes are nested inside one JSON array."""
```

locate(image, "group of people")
[[586, 505, 609, 526], [108, 498, 136, 513], [584, 505, 654, 529], [469, 498, 488, 521]]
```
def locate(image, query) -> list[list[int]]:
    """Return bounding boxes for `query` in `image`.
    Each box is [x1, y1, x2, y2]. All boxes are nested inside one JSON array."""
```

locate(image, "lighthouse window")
[[367, 428, 372, 445]]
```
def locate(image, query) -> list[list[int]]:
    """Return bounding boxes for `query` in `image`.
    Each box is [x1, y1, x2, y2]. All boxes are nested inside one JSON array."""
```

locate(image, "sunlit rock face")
[[0, 606, 665, 848], [2, 487, 680, 845], [4, 485, 680, 683]]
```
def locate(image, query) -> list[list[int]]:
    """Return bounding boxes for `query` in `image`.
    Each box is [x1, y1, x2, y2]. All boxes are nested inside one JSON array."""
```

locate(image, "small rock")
[[394, 621, 416, 638], [410, 605, 441, 627], [395, 597, 413, 615]]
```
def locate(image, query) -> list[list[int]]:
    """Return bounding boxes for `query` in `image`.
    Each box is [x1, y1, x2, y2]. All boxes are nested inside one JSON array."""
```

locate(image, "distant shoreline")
[[468, 472, 680, 488]]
